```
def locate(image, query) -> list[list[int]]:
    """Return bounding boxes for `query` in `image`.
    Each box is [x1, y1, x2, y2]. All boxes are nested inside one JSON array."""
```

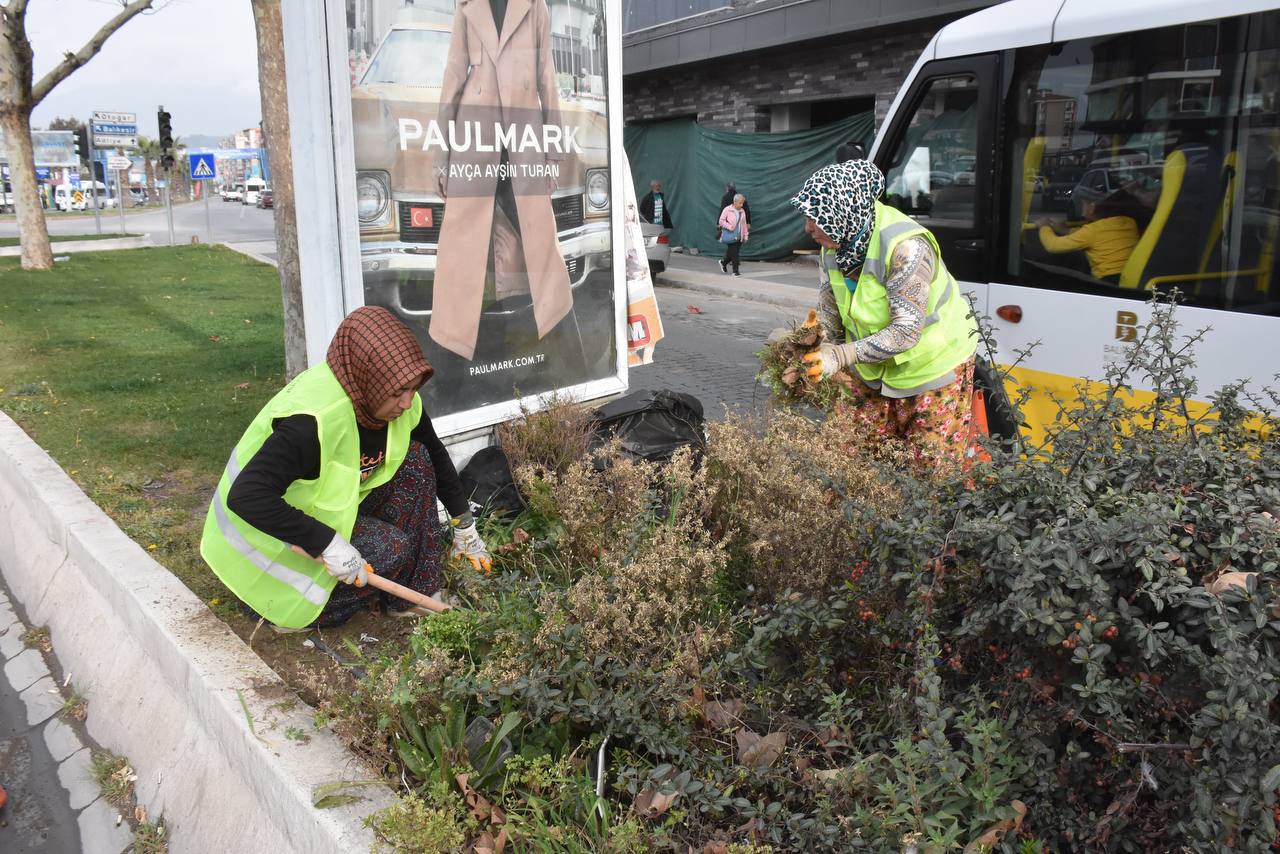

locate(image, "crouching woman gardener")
[[200, 306, 491, 631]]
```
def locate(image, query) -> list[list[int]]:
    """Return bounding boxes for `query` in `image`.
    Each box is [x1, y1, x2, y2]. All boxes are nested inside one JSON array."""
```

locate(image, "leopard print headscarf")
[[326, 307, 432, 430], [791, 160, 886, 277]]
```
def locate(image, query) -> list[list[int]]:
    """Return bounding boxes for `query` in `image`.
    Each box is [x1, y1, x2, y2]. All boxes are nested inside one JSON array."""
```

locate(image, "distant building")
[[622, 0, 1002, 133]]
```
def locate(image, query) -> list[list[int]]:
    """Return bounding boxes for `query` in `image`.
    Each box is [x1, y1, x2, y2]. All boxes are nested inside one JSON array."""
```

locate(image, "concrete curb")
[[0, 411, 395, 852], [656, 266, 815, 311], [223, 241, 279, 268], [0, 236, 153, 257]]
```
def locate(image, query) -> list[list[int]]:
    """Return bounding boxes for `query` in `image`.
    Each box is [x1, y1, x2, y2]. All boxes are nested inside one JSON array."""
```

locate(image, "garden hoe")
[[290, 545, 451, 614]]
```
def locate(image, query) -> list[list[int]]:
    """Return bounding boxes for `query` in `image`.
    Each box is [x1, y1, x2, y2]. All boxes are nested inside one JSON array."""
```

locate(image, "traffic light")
[[73, 127, 88, 163], [157, 109, 175, 169]]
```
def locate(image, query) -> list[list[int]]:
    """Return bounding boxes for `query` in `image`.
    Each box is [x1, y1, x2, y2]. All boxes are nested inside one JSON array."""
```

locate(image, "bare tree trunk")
[[0, 110, 52, 269], [0, 6, 53, 270], [252, 0, 306, 379]]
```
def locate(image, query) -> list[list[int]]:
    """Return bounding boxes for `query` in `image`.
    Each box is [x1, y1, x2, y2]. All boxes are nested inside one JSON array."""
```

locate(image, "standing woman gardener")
[[793, 160, 979, 467], [201, 307, 492, 631]]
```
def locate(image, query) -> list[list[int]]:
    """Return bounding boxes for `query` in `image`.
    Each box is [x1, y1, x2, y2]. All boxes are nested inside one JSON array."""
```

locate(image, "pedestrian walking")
[[719, 182, 752, 230], [791, 160, 979, 468], [718, 193, 750, 277], [201, 307, 493, 632], [639, 180, 673, 229]]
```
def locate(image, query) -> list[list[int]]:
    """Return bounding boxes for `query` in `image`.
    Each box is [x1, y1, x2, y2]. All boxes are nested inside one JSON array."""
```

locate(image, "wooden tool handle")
[[290, 546, 451, 613], [364, 569, 451, 613]]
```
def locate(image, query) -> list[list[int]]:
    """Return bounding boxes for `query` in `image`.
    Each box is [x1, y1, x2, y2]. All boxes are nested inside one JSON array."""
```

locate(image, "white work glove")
[[449, 516, 493, 574], [802, 342, 858, 380], [320, 533, 372, 587]]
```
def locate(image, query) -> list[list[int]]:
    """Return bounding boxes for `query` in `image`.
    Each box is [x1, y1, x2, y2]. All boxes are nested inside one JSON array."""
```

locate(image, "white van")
[[54, 182, 115, 212], [871, 0, 1280, 441], [242, 178, 266, 206]]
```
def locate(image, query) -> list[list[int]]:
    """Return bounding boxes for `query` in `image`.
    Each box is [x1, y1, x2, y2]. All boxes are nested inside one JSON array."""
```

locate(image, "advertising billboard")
[[336, 0, 622, 432]]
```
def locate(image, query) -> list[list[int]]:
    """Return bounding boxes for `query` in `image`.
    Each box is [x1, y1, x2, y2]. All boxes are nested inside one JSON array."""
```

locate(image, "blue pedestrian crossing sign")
[[189, 153, 217, 181]]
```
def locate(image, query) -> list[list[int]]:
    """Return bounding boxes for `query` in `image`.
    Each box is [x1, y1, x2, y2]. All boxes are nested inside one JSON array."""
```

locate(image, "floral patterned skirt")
[[836, 358, 977, 469]]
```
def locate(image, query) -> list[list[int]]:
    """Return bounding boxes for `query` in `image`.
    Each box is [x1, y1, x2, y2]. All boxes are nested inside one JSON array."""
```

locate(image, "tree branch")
[[30, 0, 154, 105]]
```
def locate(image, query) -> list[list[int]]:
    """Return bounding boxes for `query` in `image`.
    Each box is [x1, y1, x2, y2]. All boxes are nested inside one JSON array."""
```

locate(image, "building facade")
[[622, 0, 1000, 132]]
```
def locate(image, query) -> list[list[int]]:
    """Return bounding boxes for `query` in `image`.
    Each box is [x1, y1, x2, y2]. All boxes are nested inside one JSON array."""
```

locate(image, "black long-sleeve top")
[[226, 400, 468, 557]]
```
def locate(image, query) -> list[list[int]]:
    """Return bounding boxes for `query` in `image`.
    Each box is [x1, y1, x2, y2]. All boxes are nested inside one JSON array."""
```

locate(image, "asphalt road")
[[0, 197, 277, 246], [633, 285, 802, 418]]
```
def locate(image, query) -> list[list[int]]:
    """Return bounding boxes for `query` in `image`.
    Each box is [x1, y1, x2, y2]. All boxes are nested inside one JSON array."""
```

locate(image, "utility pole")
[[86, 124, 103, 235], [158, 106, 175, 245]]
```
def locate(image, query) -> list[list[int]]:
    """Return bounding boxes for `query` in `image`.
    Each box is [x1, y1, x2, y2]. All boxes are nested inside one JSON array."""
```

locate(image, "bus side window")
[[881, 73, 980, 230], [1005, 13, 1280, 318]]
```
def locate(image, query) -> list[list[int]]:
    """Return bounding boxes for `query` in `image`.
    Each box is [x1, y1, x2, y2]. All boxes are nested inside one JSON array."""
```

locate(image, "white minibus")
[[870, 0, 1280, 441], [242, 178, 266, 206]]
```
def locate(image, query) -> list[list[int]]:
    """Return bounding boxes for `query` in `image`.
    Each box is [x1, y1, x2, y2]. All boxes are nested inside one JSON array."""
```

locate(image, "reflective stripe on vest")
[[211, 448, 329, 606], [862, 219, 917, 281]]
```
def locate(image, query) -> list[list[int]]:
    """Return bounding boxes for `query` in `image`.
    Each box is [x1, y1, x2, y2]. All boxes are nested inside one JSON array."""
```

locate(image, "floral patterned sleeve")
[[852, 236, 934, 364]]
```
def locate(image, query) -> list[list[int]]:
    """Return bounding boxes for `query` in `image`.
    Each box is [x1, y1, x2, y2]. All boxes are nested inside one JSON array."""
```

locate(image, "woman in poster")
[[431, 0, 573, 362]]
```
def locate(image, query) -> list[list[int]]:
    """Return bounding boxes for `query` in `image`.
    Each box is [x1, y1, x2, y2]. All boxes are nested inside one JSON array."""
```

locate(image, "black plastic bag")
[[459, 446, 526, 517], [590, 389, 706, 465], [974, 357, 1021, 444]]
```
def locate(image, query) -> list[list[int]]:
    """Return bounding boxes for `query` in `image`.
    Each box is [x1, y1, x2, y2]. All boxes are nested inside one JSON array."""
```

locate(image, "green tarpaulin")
[[624, 112, 875, 261]]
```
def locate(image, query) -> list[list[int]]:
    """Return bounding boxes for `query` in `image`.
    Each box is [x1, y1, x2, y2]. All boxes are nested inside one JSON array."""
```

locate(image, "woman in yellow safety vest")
[[793, 160, 980, 467], [200, 307, 491, 631]]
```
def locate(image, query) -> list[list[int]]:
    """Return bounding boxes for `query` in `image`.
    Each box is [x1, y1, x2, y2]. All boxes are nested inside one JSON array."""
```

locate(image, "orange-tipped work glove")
[[802, 342, 858, 381], [449, 515, 493, 573]]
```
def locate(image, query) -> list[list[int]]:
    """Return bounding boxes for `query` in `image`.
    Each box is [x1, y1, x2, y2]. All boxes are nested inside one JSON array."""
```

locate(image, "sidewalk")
[[656, 249, 819, 311]]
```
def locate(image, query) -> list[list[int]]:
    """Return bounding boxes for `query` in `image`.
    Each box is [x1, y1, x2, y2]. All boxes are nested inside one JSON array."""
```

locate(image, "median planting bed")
[[3, 253, 1279, 851]]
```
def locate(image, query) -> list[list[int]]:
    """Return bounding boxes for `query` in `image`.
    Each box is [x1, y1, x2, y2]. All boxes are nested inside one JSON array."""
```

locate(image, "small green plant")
[[133, 818, 168, 854], [21, 625, 51, 653], [60, 684, 88, 722], [90, 751, 136, 810], [365, 790, 469, 854]]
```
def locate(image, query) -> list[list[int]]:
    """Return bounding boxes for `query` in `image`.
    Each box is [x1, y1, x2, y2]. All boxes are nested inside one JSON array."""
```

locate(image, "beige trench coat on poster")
[[431, 0, 573, 361]]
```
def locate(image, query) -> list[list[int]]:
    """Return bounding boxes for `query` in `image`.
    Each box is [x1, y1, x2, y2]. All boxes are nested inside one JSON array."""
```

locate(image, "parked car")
[[1042, 166, 1086, 212], [642, 221, 670, 276], [1069, 163, 1164, 220], [256, 188, 274, 209]]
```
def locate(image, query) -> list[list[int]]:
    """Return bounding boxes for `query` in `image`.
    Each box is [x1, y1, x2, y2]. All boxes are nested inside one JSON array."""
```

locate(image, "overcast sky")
[[27, 0, 262, 139]]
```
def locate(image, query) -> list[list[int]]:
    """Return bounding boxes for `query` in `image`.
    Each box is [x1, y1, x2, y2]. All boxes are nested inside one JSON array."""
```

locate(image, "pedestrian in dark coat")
[[639, 180, 673, 229]]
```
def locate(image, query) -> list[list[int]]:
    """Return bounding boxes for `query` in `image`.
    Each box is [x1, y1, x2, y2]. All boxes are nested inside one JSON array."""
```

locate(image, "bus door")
[[990, 11, 1280, 443], [874, 54, 1000, 296]]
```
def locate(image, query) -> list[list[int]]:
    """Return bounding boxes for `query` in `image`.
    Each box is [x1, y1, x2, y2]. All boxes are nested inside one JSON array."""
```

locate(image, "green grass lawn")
[[0, 245, 285, 603], [0, 233, 140, 246]]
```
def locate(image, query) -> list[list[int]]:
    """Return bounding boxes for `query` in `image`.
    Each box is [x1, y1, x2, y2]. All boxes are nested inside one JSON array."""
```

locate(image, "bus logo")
[[1115, 310, 1139, 342]]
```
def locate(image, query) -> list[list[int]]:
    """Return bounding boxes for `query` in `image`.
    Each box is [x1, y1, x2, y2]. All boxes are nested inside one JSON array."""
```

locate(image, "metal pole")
[[203, 183, 212, 244], [116, 167, 127, 234], [86, 126, 102, 235], [164, 168, 175, 246]]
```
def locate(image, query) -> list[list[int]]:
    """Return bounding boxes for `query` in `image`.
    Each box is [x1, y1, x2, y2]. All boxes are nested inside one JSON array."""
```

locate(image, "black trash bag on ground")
[[460, 446, 526, 517], [590, 389, 706, 466]]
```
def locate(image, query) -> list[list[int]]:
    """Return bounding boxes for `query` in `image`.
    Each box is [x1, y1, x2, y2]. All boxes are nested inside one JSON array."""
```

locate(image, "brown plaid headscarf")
[[326, 307, 433, 429]]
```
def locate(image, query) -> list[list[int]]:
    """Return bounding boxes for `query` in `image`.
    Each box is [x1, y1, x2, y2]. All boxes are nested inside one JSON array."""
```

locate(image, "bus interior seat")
[[1118, 149, 1189, 289]]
